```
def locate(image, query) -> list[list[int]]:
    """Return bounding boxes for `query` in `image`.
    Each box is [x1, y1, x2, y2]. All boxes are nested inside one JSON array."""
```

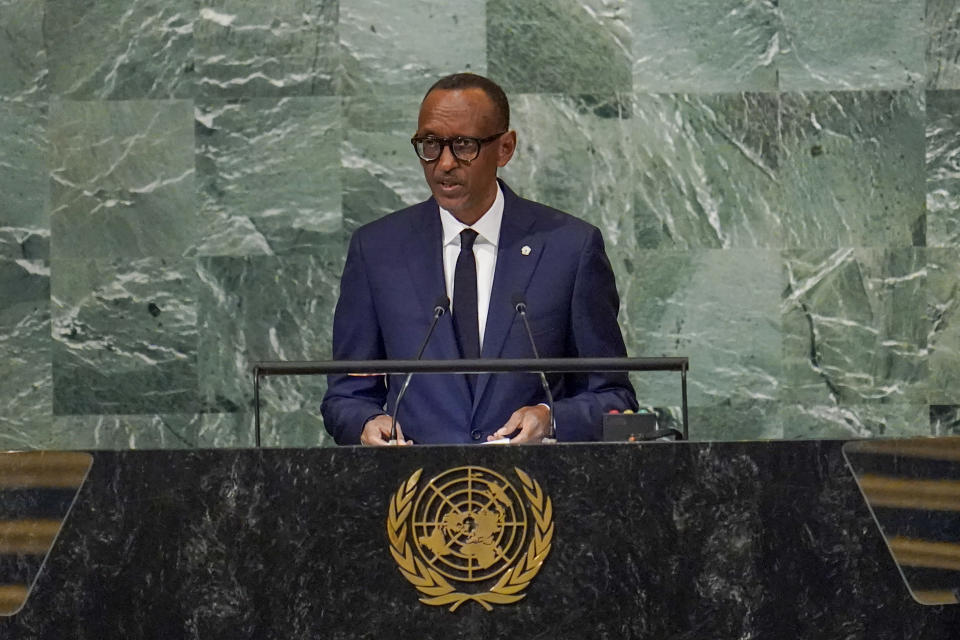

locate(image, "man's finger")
[[508, 414, 536, 443], [489, 414, 521, 440], [504, 405, 550, 444], [361, 415, 395, 446]]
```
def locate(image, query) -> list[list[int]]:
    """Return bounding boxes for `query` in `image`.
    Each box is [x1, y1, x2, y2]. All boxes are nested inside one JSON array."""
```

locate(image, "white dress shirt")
[[438, 184, 503, 349]]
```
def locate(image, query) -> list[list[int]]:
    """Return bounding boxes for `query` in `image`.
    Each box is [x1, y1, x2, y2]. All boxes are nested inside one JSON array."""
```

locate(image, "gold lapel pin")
[[521, 245, 532, 256]]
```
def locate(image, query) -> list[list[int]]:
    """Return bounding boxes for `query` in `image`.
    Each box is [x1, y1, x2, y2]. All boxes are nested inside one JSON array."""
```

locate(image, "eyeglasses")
[[410, 132, 507, 162]]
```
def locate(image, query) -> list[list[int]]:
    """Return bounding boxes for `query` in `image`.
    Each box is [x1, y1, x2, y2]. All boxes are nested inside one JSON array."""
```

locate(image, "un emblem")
[[387, 466, 554, 611]]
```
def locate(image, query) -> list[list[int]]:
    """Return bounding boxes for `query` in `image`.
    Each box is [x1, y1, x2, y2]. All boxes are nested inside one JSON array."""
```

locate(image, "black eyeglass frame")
[[410, 131, 508, 162]]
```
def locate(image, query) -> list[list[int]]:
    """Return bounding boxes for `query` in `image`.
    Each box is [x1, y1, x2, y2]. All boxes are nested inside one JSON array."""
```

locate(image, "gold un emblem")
[[387, 465, 554, 611]]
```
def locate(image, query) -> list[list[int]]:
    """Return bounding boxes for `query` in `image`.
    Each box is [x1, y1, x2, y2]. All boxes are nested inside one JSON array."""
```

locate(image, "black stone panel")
[[0, 441, 955, 638]]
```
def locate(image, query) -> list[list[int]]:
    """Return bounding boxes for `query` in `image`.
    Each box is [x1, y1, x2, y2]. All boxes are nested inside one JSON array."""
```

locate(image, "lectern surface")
[[0, 441, 955, 639]]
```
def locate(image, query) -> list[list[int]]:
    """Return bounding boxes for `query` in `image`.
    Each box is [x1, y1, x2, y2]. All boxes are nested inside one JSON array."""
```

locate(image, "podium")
[[1, 441, 956, 638]]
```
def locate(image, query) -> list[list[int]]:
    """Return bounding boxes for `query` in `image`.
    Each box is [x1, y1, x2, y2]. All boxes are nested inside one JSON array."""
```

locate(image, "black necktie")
[[453, 229, 480, 361]]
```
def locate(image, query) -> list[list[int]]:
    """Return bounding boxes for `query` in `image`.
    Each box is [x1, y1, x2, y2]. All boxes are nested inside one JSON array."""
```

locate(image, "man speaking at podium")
[[321, 73, 637, 446]]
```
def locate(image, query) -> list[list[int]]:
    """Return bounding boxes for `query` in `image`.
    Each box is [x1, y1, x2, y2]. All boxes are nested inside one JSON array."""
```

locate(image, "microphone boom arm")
[[514, 299, 556, 439], [389, 298, 448, 443]]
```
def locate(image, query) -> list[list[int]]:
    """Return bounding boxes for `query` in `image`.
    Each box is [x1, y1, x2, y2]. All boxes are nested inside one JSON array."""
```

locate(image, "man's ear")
[[497, 130, 517, 168]]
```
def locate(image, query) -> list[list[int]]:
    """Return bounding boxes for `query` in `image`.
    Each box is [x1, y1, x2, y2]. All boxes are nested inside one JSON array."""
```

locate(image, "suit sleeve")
[[551, 227, 638, 441], [320, 231, 388, 444]]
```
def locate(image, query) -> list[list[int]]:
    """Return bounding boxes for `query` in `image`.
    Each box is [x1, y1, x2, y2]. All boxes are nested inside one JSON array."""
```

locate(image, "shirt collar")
[[439, 183, 504, 248]]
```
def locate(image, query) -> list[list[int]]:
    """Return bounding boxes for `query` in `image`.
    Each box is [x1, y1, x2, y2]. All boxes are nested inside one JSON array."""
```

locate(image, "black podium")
[[1, 441, 956, 639]]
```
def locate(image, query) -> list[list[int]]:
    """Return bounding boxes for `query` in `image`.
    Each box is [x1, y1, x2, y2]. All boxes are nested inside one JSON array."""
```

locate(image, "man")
[[321, 73, 637, 445]]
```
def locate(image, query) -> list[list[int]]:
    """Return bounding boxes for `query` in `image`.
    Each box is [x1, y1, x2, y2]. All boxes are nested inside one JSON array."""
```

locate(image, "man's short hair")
[[424, 73, 510, 131]]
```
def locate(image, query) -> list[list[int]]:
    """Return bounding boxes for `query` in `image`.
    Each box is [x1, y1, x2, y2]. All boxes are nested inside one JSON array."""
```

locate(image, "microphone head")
[[434, 295, 450, 316], [511, 293, 527, 313]]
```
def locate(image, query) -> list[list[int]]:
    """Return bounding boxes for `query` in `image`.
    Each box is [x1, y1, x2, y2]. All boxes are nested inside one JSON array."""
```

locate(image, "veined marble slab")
[[926, 90, 960, 247], [630, 92, 781, 249], [928, 248, 960, 405], [51, 257, 199, 415], [44, 0, 194, 100], [0, 259, 50, 448], [926, 0, 960, 89], [49, 100, 196, 260], [339, 0, 486, 94], [46, 413, 252, 449], [782, 248, 928, 405], [779, 91, 925, 248], [623, 249, 782, 408], [502, 94, 634, 248], [779, 0, 925, 90], [0, 102, 48, 260], [778, 403, 931, 439], [341, 94, 429, 230], [0, 0, 958, 448], [632, 0, 779, 92], [195, 97, 342, 256], [0, 0, 45, 101], [488, 0, 631, 93], [195, 0, 338, 98], [196, 253, 341, 447]]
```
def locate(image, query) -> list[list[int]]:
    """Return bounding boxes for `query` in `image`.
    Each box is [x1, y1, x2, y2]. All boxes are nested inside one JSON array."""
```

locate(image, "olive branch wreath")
[[386, 467, 554, 612]]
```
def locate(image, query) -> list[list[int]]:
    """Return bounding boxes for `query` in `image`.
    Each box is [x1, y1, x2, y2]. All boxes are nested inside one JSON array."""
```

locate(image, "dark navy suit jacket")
[[321, 181, 637, 444]]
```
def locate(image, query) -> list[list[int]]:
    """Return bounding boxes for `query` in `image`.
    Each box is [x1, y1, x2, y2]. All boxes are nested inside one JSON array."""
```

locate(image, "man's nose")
[[435, 144, 459, 171]]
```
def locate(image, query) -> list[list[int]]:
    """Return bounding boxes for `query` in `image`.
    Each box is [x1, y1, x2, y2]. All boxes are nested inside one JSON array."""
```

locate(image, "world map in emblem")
[[411, 466, 528, 582]]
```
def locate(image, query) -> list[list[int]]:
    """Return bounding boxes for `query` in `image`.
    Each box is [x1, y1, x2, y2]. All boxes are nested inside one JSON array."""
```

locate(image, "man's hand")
[[360, 415, 413, 446], [488, 405, 552, 444]]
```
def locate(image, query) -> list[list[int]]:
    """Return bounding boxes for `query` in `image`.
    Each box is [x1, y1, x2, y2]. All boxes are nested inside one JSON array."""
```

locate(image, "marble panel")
[[48, 100, 196, 260], [51, 258, 199, 415], [339, 0, 486, 94], [630, 93, 782, 249], [622, 249, 782, 408], [0, 259, 51, 448], [195, 0, 338, 98], [341, 95, 428, 230], [781, 248, 928, 406], [40, 413, 252, 450], [926, 90, 960, 247], [688, 401, 784, 441], [44, 0, 194, 100], [487, 0, 631, 94], [498, 94, 636, 327], [264, 410, 330, 447], [196, 254, 343, 447], [780, 0, 925, 90], [500, 94, 632, 245], [0, 102, 48, 260], [928, 248, 960, 404], [778, 91, 925, 249], [0, 0, 46, 101], [926, 0, 960, 89], [195, 97, 341, 256], [632, 0, 779, 92], [778, 404, 930, 439]]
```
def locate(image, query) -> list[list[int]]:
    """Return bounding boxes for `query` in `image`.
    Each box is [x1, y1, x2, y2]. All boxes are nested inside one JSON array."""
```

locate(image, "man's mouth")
[[436, 179, 462, 193]]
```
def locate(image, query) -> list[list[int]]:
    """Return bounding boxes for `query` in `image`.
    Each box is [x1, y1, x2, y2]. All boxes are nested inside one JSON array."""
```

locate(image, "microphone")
[[512, 294, 556, 439], [390, 295, 450, 443]]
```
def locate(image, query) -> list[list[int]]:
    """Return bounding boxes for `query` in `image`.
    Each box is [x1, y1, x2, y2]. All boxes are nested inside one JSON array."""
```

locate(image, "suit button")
[[470, 429, 482, 441]]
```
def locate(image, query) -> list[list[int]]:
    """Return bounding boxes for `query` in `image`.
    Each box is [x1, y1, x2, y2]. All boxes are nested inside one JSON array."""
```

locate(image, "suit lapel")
[[403, 200, 471, 414], [473, 185, 543, 410], [404, 201, 461, 362]]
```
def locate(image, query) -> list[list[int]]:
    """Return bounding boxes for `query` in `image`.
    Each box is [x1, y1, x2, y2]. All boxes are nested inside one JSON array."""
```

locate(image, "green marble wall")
[[1, 0, 959, 449]]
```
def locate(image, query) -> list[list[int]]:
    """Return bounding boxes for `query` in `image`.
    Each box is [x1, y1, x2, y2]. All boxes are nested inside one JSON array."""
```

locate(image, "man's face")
[[415, 88, 516, 224]]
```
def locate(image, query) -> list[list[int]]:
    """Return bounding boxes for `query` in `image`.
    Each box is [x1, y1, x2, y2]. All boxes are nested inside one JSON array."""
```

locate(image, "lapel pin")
[[521, 245, 532, 256]]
